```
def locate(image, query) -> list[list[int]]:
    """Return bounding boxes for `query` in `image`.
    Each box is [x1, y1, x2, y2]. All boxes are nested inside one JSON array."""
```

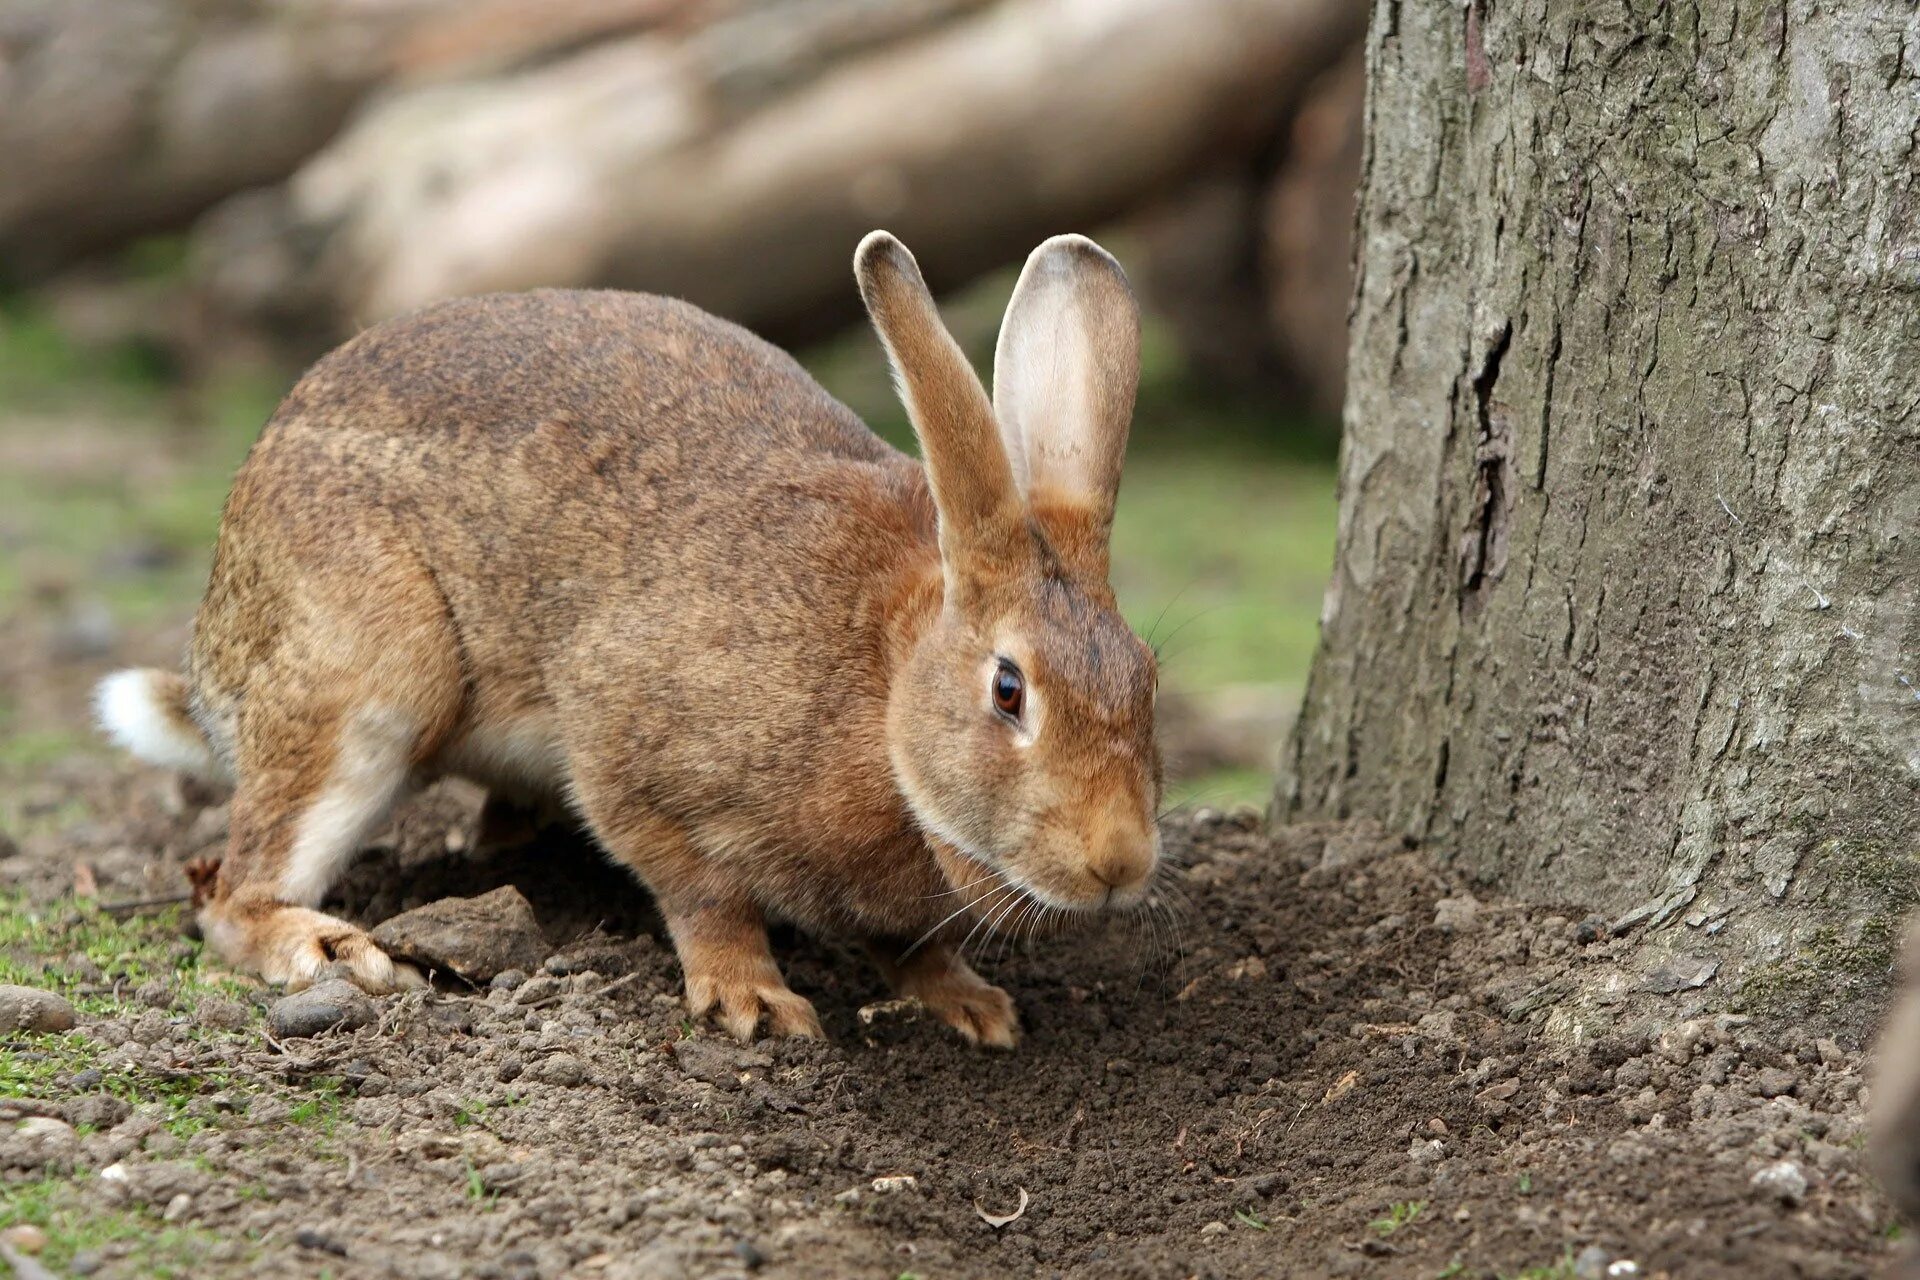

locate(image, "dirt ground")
[[0, 716, 1910, 1280]]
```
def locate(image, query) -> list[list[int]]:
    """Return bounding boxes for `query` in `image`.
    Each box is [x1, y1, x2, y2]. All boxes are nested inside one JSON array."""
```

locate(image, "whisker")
[[1143, 580, 1198, 652], [960, 885, 1031, 960], [1149, 603, 1228, 663], [901, 877, 1015, 961], [923, 867, 1004, 900]]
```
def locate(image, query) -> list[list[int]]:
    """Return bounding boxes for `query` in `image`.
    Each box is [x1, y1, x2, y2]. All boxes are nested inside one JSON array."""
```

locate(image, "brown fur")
[[105, 232, 1159, 1045]]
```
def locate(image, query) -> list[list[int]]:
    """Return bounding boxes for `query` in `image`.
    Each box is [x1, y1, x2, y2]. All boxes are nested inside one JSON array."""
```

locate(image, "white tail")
[[94, 669, 225, 779]]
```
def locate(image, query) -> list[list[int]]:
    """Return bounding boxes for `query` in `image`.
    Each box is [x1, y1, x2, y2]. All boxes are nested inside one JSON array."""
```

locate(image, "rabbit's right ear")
[[992, 235, 1139, 581], [856, 232, 1025, 590]]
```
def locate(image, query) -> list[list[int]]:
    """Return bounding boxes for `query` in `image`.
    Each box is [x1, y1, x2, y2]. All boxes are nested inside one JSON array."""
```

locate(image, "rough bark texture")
[[1282, 0, 1919, 1023]]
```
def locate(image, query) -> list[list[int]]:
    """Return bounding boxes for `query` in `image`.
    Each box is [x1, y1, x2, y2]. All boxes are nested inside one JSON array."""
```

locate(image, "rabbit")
[[95, 230, 1162, 1046]]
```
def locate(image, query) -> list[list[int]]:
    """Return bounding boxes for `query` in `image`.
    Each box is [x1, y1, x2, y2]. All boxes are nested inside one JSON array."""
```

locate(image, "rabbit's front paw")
[[879, 945, 1019, 1049], [685, 969, 824, 1042]]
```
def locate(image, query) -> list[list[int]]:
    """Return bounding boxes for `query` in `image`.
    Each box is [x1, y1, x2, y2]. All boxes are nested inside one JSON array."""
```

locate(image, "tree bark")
[[1281, 0, 1919, 1026], [190, 0, 1363, 347]]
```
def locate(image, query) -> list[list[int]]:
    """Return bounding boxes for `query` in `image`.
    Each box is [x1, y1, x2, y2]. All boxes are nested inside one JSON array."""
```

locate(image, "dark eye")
[[991, 661, 1025, 720]]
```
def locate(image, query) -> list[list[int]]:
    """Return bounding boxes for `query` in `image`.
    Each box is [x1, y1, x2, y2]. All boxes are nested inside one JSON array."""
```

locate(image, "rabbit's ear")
[[992, 235, 1140, 576], [856, 231, 1025, 587]]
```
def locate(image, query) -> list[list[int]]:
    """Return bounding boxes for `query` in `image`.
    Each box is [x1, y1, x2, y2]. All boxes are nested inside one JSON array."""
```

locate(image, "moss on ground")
[[0, 1174, 226, 1276], [0, 895, 252, 1014]]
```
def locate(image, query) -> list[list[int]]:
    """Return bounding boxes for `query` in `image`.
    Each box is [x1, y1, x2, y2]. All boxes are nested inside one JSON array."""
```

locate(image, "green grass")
[[0, 1175, 222, 1276], [0, 894, 252, 1014], [0, 1031, 234, 1141], [1502, 1252, 1578, 1280], [287, 1077, 347, 1134], [1369, 1200, 1427, 1237]]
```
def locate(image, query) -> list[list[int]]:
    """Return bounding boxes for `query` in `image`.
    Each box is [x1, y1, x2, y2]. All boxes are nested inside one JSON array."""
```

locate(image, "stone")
[[370, 886, 549, 984], [64, 1095, 130, 1132], [1750, 1160, 1808, 1205], [1637, 953, 1719, 995], [0, 985, 77, 1034], [1573, 1245, 1612, 1280], [1754, 1067, 1798, 1099], [8, 1116, 79, 1170], [195, 996, 251, 1032], [672, 1038, 769, 1090], [0, 1224, 47, 1254], [265, 981, 377, 1038], [1432, 895, 1480, 932], [535, 1053, 587, 1087]]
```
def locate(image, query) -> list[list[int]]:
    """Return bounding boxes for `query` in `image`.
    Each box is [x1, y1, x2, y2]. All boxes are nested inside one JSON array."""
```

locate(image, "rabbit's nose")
[[1087, 825, 1157, 896]]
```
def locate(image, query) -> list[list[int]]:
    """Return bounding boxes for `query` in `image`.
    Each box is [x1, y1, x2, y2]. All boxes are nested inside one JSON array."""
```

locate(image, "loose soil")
[[0, 745, 1908, 1279]]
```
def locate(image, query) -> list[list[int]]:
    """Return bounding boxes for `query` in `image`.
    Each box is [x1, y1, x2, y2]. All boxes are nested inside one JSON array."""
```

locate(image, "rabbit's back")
[[270, 289, 892, 461], [194, 289, 932, 811]]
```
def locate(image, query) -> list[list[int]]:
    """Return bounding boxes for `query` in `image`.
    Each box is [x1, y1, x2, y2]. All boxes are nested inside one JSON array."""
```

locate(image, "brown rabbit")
[[95, 231, 1162, 1046]]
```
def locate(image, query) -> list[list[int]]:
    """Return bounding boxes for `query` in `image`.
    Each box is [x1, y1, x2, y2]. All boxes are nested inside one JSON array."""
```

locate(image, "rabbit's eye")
[[991, 661, 1025, 720]]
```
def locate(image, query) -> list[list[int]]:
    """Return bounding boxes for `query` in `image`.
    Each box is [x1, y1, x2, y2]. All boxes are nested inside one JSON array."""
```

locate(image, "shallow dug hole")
[[0, 771, 1905, 1279]]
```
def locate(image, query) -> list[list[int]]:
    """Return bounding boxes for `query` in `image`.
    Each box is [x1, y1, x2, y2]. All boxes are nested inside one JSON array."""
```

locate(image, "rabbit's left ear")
[[992, 235, 1140, 573]]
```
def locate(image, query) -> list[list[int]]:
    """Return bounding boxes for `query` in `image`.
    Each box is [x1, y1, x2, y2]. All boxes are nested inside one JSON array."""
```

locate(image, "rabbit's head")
[[857, 231, 1161, 915]]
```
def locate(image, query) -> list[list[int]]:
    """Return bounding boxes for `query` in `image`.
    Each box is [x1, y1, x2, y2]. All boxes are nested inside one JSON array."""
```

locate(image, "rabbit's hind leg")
[[201, 702, 428, 993], [193, 534, 464, 994]]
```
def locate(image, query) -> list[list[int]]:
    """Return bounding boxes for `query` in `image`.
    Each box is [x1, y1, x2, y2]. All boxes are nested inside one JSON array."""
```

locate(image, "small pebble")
[[266, 981, 378, 1038], [0, 984, 77, 1034], [1754, 1067, 1797, 1099], [1573, 1245, 1611, 1280], [1199, 1221, 1228, 1235], [1750, 1160, 1808, 1205], [196, 996, 252, 1031], [536, 1053, 587, 1087], [0, 1225, 47, 1254]]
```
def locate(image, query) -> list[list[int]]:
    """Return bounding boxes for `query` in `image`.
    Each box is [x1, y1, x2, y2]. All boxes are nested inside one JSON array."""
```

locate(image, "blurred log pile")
[[0, 0, 1365, 409]]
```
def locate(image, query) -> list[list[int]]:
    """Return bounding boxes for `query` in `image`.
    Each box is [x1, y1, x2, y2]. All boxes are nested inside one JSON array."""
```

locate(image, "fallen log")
[[0, 0, 698, 276], [193, 0, 1364, 345]]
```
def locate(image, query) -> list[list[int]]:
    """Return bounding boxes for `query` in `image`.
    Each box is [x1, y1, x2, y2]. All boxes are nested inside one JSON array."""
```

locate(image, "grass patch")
[[287, 1077, 347, 1134], [1502, 1252, 1578, 1280], [0, 1031, 231, 1140], [1369, 1199, 1426, 1237], [0, 894, 251, 1014], [0, 1174, 223, 1276]]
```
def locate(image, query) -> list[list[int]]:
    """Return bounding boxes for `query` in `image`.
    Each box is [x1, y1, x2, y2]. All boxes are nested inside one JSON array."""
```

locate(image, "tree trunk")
[[1281, 0, 1919, 1027]]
